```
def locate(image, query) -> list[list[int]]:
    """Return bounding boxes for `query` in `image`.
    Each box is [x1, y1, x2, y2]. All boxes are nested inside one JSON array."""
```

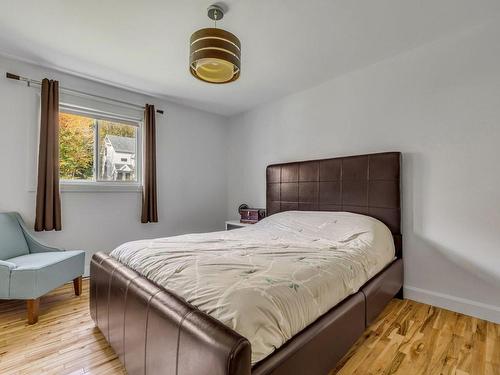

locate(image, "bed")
[[90, 151, 403, 375]]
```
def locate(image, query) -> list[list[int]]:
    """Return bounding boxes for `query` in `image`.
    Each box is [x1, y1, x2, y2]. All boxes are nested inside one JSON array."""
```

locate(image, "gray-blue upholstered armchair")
[[0, 212, 85, 324]]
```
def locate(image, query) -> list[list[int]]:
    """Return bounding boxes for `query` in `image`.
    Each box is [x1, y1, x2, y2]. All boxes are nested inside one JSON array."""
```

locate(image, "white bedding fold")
[[110, 211, 395, 364]]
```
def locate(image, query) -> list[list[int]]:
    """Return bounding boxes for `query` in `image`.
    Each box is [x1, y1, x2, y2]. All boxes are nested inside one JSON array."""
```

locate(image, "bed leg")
[[395, 286, 404, 300]]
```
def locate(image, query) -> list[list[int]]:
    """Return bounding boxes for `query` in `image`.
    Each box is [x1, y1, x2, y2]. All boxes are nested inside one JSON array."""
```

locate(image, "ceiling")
[[1, 0, 499, 116]]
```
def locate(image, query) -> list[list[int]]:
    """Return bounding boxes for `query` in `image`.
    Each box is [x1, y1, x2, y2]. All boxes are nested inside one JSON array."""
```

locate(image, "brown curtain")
[[141, 104, 158, 223], [34, 79, 62, 231]]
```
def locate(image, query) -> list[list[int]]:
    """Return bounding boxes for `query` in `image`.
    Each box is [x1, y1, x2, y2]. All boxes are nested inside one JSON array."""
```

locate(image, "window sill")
[[59, 182, 143, 193]]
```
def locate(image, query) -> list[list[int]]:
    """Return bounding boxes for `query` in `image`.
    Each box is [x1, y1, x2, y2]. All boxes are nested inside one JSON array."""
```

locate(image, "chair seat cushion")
[[7, 250, 85, 299], [8, 251, 83, 270]]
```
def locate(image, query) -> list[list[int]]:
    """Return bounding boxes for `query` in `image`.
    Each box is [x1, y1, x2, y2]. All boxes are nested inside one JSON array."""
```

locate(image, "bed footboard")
[[90, 252, 251, 375]]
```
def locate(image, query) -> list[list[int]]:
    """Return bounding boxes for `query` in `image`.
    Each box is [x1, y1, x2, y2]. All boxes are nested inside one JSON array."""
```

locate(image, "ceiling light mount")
[[207, 5, 224, 22], [189, 4, 241, 84]]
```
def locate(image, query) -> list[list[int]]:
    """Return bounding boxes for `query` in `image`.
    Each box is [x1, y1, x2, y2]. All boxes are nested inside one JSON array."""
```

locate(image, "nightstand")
[[225, 220, 253, 230]]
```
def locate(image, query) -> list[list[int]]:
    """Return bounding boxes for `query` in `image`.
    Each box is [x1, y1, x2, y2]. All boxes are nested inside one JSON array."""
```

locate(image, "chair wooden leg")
[[73, 276, 83, 296], [27, 299, 40, 325]]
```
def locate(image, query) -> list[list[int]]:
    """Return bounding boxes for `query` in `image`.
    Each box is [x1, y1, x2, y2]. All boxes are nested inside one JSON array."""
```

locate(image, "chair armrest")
[[26, 237, 63, 253], [13, 213, 64, 253], [0, 261, 16, 298], [0, 260, 17, 270]]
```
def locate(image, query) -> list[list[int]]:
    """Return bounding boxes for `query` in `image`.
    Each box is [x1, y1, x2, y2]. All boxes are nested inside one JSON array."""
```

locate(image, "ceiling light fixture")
[[189, 4, 241, 84]]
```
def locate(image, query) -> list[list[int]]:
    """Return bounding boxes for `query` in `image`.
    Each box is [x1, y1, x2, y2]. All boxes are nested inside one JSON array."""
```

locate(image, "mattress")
[[110, 211, 395, 364]]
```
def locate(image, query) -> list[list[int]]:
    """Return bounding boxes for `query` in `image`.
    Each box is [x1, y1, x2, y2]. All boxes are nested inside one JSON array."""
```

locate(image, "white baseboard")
[[404, 286, 500, 324]]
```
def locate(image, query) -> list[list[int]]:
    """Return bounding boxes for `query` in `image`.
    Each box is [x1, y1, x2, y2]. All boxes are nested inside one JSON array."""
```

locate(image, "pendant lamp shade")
[[189, 18, 241, 84]]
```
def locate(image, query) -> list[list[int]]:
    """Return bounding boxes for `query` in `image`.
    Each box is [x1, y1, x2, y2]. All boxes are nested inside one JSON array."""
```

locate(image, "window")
[[59, 111, 141, 188]]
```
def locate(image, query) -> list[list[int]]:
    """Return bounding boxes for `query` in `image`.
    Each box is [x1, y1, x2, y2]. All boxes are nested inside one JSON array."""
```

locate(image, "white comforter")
[[110, 211, 395, 364]]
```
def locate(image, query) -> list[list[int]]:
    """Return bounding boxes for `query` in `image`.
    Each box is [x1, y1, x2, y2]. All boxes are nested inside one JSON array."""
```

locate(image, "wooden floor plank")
[[0, 279, 498, 375]]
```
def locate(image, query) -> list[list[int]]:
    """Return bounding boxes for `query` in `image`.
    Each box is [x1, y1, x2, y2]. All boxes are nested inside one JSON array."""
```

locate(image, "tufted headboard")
[[266, 152, 402, 258]]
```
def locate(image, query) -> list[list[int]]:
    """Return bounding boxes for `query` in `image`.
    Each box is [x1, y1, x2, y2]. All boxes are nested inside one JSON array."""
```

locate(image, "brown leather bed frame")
[[90, 152, 403, 375]]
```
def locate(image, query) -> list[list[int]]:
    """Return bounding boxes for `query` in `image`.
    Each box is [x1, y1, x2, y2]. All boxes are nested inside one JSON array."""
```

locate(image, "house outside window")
[[58, 108, 142, 191], [101, 134, 136, 181]]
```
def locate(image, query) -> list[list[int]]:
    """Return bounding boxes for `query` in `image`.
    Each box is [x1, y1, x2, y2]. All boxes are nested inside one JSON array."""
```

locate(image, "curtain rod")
[[5, 72, 164, 115]]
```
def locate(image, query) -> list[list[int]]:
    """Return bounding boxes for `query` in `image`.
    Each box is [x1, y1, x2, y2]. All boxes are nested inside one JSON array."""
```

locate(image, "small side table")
[[225, 220, 253, 230]]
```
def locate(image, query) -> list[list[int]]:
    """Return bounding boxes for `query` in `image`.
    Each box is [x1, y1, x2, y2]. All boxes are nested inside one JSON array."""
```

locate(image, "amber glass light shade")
[[189, 28, 241, 84]]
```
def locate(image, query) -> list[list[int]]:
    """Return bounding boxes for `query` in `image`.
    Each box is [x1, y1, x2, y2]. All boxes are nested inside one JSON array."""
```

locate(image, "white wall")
[[226, 20, 500, 323], [0, 55, 229, 275], [1, 18, 499, 324]]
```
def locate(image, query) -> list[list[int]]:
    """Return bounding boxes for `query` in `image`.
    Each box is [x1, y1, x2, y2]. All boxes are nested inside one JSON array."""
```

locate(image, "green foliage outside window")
[[59, 112, 136, 181], [59, 113, 94, 180]]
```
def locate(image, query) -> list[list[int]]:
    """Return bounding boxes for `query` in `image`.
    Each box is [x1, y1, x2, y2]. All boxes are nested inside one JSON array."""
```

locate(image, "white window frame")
[[58, 104, 143, 193]]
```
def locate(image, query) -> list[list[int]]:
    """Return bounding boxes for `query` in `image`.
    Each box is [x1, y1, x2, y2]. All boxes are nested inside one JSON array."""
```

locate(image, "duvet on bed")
[[110, 211, 395, 364]]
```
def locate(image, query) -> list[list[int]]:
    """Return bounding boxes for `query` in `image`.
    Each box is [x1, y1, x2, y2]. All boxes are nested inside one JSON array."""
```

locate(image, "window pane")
[[98, 120, 137, 182], [59, 112, 95, 181]]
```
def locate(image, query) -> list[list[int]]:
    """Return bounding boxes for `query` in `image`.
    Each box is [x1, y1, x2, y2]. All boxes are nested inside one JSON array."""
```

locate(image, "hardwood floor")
[[0, 280, 498, 375], [330, 296, 500, 375], [0, 279, 124, 375]]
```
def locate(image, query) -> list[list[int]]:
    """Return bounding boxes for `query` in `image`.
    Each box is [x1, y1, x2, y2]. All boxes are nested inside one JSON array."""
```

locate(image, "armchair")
[[0, 212, 85, 324]]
